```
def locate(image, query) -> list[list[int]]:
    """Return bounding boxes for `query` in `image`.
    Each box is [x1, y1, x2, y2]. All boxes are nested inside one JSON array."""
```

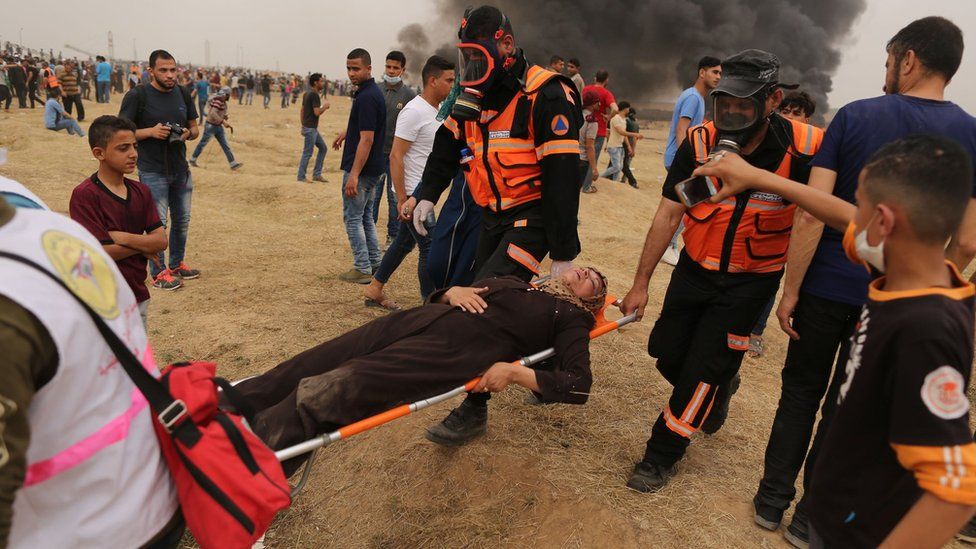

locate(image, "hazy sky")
[[3, 0, 974, 111]]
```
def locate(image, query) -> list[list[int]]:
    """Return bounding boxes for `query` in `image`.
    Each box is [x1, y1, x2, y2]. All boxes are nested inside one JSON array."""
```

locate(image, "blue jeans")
[[371, 157, 399, 240], [581, 135, 605, 191], [297, 127, 326, 180], [341, 171, 382, 273], [373, 216, 435, 299], [141, 170, 193, 278], [246, 89, 254, 105], [191, 123, 236, 164], [600, 146, 625, 179], [262, 93, 271, 108], [197, 97, 207, 122], [48, 119, 85, 136], [96, 81, 110, 103]]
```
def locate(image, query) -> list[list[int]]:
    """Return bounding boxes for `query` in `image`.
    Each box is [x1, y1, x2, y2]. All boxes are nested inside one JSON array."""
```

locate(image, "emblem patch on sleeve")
[[921, 366, 969, 420], [550, 115, 570, 136]]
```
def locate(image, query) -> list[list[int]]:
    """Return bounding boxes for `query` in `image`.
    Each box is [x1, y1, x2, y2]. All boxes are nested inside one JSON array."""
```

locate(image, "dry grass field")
[[1, 92, 970, 548]]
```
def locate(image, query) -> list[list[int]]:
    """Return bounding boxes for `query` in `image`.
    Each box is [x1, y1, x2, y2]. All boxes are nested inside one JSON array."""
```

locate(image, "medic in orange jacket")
[[404, 6, 582, 282], [619, 50, 824, 494]]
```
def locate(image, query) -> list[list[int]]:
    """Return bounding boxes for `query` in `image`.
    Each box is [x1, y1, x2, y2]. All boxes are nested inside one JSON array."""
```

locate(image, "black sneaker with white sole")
[[625, 460, 676, 493]]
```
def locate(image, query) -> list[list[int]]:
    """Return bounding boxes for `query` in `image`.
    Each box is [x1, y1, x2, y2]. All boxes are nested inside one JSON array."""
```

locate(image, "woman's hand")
[[474, 362, 516, 393], [444, 286, 489, 313]]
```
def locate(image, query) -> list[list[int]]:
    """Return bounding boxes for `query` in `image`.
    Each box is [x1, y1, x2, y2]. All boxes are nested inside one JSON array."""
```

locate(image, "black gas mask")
[[710, 87, 773, 155], [451, 9, 511, 121]]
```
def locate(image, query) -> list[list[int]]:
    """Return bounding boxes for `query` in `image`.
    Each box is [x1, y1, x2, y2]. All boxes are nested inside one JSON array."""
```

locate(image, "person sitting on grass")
[[232, 267, 608, 474], [696, 135, 976, 548], [43, 87, 84, 137]]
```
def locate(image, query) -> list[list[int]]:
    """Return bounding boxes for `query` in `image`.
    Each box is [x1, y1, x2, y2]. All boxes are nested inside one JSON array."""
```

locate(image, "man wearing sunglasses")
[[401, 4, 583, 447]]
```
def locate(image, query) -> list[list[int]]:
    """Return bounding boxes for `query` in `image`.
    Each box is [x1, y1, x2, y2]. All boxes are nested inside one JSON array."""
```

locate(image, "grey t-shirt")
[[380, 80, 417, 155]]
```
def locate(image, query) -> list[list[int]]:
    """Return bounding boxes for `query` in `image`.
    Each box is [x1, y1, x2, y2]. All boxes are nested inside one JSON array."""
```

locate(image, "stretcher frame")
[[274, 295, 637, 496]]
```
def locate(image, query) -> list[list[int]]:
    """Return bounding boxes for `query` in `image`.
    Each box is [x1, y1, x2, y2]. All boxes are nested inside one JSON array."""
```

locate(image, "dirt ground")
[[0, 92, 969, 548]]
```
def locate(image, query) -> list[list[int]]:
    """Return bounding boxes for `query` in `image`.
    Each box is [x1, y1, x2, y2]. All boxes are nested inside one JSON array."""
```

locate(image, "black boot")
[[701, 373, 741, 434], [424, 397, 488, 446], [625, 460, 676, 493]]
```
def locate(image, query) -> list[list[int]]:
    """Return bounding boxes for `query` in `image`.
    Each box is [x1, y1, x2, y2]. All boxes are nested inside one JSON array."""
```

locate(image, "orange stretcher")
[[274, 296, 637, 495]]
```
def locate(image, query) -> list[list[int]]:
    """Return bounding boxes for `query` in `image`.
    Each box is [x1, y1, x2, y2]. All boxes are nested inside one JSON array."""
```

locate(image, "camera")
[[163, 122, 185, 143]]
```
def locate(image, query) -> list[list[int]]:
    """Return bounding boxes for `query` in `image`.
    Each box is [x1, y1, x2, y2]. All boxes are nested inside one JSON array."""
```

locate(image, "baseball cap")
[[712, 49, 796, 98]]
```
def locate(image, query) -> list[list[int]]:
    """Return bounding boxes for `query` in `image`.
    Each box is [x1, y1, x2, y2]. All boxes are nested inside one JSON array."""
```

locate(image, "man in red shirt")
[[69, 115, 171, 327], [580, 69, 618, 193]]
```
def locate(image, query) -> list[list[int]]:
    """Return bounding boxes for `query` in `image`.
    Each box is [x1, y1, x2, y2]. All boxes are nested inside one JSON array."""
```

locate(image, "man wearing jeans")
[[297, 73, 330, 182], [95, 55, 111, 103], [119, 49, 200, 291], [373, 51, 416, 245], [189, 87, 243, 170], [332, 48, 386, 284], [580, 70, 618, 193], [599, 101, 642, 182]]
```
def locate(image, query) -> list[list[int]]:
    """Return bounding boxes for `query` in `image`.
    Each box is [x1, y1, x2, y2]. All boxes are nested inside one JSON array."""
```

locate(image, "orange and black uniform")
[[416, 53, 582, 282], [807, 255, 976, 547], [642, 114, 823, 467]]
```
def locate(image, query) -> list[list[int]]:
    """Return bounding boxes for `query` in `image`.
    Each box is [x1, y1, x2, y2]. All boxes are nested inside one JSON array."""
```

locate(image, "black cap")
[[712, 49, 788, 98]]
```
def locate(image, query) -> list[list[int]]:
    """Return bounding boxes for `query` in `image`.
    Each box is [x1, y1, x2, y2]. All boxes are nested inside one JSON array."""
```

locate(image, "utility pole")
[[132, 39, 136, 61], [107, 31, 115, 60], [19, 27, 23, 45], [204, 40, 210, 66]]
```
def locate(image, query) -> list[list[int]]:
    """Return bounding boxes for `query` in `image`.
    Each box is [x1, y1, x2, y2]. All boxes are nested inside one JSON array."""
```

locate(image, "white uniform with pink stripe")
[[0, 208, 177, 548]]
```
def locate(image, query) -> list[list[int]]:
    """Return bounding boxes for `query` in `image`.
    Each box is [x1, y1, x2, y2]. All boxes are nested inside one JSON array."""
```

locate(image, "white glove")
[[412, 200, 435, 236], [550, 260, 574, 277]]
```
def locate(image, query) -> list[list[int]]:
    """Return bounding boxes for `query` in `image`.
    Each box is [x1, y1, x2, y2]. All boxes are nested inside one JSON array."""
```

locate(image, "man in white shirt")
[[363, 56, 456, 309]]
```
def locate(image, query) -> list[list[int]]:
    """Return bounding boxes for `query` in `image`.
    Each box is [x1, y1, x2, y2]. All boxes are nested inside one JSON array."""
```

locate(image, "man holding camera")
[[120, 49, 200, 291], [619, 50, 823, 493]]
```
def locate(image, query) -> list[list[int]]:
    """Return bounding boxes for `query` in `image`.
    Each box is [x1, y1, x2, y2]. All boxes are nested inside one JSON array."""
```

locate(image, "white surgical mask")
[[853, 213, 886, 273], [382, 74, 402, 85]]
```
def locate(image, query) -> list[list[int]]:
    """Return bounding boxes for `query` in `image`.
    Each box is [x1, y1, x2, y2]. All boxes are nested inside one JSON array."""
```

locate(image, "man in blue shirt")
[[752, 16, 976, 547], [95, 55, 111, 103], [193, 73, 209, 123], [43, 88, 84, 137], [660, 56, 721, 265], [331, 48, 387, 283]]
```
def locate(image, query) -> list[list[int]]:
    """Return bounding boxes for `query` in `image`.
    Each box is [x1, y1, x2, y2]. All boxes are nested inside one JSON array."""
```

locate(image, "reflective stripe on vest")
[[455, 65, 574, 212], [681, 118, 824, 273]]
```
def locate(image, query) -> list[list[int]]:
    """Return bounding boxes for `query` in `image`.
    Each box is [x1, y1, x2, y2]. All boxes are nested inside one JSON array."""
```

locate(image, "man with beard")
[[119, 50, 200, 293]]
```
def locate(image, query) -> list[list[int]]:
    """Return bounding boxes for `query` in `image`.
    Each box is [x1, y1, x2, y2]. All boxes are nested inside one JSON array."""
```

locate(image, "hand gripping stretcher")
[[273, 293, 638, 498]]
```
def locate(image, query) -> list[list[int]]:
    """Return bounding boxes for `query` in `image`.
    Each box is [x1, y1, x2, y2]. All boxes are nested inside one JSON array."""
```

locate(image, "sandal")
[[748, 335, 764, 358], [582, 186, 598, 194], [364, 297, 402, 311]]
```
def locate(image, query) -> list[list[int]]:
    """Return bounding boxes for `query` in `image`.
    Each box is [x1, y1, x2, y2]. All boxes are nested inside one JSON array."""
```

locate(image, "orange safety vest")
[[442, 65, 579, 212], [681, 118, 824, 274], [41, 67, 59, 89]]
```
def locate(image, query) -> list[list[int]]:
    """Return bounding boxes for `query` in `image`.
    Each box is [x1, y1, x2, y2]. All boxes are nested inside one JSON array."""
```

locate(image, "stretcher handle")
[[274, 299, 636, 462]]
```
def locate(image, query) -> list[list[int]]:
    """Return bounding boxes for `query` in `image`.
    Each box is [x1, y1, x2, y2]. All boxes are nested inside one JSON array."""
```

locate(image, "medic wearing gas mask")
[[402, 5, 583, 448], [619, 50, 824, 493]]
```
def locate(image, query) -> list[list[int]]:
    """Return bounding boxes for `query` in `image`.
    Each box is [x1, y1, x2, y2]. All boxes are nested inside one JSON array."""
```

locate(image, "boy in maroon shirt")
[[69, 115, 172, 328]]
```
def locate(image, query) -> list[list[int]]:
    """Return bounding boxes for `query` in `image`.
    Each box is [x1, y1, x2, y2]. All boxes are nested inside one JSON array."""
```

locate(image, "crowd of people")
[[2, 6, 976, 549]]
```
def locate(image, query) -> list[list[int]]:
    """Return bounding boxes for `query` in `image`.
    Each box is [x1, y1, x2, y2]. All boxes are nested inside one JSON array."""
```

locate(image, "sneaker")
[[701, 373, 740, 435], [152, 269, 184, 291], [784, 516, 810, 549], [661, 245, 680, 266], [172, 262, 200, 280], [625, 460, 676, 493], [424, 399, 487, 446], [753, 500, 783, 531], [339, 268, 372, 284], [956, 516, 976, 543], [312, 175, 327, 183], [230, 161, 244, 170], [188, 159, 198, 168]]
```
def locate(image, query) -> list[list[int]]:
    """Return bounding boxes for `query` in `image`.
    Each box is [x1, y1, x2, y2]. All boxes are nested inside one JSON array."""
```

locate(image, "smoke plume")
[[398, 0, 868, 114]]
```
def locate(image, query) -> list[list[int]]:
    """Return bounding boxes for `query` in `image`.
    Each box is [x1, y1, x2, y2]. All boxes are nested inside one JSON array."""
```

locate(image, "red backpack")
[[4, 252, 292, 549]]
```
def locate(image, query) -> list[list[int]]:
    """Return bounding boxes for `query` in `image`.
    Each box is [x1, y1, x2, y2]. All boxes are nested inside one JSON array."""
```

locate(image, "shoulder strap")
[[688, 121, 715, 165], [0, 251, 194, 438], [135, 84, 148, 119]]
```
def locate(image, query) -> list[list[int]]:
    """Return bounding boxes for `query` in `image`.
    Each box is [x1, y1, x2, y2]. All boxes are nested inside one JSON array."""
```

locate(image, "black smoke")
[[398, 0, 868, 114]]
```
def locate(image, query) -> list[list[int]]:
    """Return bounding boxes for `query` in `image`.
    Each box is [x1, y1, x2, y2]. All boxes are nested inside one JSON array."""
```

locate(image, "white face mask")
[[854, 213, 886, 273], [382, 74, 402, 85]]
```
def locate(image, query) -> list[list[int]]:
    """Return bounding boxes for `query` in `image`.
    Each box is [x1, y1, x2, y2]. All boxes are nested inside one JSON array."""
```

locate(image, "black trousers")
[[467, 204, 549, 407], [622, 153, 637, 186], [0, 85, 10, 110], [754, 292, 861, 519], [63, 93, 85, 121], [642, 253, 782, 466], [13, 82, 26, 108], [27, 83, 42, 108]]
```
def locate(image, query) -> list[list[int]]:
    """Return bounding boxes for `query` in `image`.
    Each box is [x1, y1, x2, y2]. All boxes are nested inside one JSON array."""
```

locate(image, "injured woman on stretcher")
[[232, 268, 608, 468]]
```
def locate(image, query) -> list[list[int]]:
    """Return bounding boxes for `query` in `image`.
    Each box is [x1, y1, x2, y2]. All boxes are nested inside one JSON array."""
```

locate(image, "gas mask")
[[711, 89, 771, 155], [451, 9, 511, 121]]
